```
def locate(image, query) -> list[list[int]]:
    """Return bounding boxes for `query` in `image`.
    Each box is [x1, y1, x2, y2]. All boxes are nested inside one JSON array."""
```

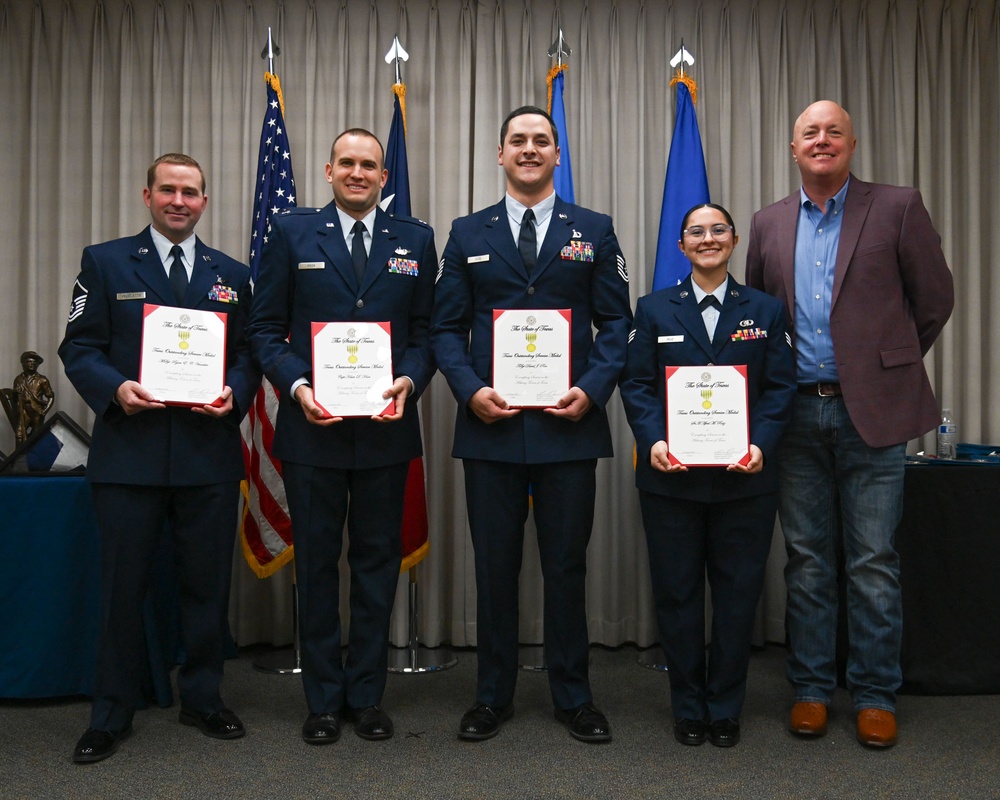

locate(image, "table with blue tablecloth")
[[0, 475, 184, 703]]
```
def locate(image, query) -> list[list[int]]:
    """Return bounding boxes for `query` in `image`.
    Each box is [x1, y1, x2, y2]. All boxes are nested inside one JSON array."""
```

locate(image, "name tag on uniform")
[[467, 254, 490, 264], [117, 292, 146, 301], [298, 261, 325, 270], [658, 335, 684, 343]]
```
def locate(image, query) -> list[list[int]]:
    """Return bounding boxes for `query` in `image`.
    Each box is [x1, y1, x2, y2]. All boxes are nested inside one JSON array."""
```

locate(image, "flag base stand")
[[518, 645, 547, 672], [387, 567, 457, 674], [387, 644, 457, 674], [253, 645, 302, 675], [637, 646, 669, 672], [254, 570, 302, 675]]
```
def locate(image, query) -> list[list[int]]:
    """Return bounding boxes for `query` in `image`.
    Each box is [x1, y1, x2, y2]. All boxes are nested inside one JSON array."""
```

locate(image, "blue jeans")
[[779, 394, 904, 712]]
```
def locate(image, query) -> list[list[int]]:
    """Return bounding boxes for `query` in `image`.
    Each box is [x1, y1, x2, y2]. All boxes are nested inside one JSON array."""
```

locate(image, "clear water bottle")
[[937, 408, 957, 460]]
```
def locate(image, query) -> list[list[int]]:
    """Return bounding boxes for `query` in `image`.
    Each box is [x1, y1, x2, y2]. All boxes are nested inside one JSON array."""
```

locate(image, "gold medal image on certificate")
[[664, 365, 750, 467], [311, 321, 394, 418], [492, 309, 571, 408], [139, 304, 227, 406]]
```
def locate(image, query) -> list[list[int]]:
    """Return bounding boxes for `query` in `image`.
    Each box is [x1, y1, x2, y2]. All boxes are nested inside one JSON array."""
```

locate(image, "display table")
[[0, 475, 180, 701], [898, 462, 1000, 694]]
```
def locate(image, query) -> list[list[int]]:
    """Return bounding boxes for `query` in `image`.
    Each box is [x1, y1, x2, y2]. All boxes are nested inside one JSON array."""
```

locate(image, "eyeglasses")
[[682, 224, 734, 241]]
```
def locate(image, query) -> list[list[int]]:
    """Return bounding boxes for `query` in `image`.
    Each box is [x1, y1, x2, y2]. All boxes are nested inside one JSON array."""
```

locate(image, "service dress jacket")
[[58, 227, 259, 485], [248, 202, 436, 470], [620, 276, 796, 503], [432, 196, 632, 463]]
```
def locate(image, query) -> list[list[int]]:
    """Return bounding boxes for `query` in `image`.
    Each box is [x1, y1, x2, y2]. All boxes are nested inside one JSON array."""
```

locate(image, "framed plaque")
[[311, 321, 394, 418], [139, 304, 227, 406], [492, 309, 571, 408], [665, 365, 750, 467]]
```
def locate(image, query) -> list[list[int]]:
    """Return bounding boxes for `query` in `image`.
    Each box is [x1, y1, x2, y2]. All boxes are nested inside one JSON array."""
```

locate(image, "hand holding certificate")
[[311, 321, 394, 418], [492, 309, 571, 408], [665, 365, 750, 467], [139, 304, 227, 406]]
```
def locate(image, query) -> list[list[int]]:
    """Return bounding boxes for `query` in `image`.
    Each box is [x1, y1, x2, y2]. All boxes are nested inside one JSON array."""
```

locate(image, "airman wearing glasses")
[[619, 203, 796, 748]]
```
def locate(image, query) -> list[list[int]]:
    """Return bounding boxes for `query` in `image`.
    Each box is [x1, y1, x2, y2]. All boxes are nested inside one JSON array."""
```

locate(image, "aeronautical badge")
[[67, 279, 88, 322], [560, 240, 595, 262], [395, 247, 412, 256], [208, 284, 239, 304], [387, 257, 419, 277]]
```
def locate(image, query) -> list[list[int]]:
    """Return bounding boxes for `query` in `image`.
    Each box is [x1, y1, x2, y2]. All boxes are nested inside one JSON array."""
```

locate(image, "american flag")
[[239, 72, 297, 577]]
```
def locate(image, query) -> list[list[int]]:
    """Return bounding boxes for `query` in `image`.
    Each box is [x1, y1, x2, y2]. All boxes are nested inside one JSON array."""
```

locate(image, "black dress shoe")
[[178, 708, 245, 739], [555, 703, 612, 743], [302, 712, 341, 744], [458, 703, 513, 741], [673, 718, 707, 746], [351, 705, 394, 741], [73, 725, 132, 764], [709, 718, 741, 748]]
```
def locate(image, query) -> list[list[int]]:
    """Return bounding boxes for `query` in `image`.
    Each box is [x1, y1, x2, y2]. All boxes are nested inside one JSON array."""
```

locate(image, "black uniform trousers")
[[638, 489, 777, 722], [463, 457, 597, 712], [89, 481, 239, 731], [282, 460, 408, 714]]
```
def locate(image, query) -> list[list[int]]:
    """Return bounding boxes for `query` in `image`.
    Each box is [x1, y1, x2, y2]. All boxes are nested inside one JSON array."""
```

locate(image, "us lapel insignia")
[[138, 247, 148, 255]]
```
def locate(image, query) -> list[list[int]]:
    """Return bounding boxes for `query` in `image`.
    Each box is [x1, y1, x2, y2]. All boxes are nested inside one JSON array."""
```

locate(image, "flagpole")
[[247, 29, 301, 676], [381, 36, 457, 674]]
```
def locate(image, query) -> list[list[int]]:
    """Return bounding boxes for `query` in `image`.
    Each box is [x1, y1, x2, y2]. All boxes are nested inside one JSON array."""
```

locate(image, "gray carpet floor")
[[2, 644, 998, 799]]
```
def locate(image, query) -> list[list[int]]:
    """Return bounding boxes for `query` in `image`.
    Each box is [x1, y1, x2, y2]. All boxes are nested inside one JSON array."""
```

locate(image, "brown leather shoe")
[[856, 709, 897, 748], [789, 702, 828, 736]]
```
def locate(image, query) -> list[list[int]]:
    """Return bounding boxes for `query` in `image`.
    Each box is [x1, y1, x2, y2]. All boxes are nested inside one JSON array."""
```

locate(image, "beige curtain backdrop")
[[2, 0, 996, 649]]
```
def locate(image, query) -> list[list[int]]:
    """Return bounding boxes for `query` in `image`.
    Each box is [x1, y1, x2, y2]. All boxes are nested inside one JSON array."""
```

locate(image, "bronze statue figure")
[[1, 350, 55, 444]]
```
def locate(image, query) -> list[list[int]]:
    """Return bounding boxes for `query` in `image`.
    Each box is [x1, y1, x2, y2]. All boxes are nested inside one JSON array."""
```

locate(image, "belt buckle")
[[817, 383, 836, 397]]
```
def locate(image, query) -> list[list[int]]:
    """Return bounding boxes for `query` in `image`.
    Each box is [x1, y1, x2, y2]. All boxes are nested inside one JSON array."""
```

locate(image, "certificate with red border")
[[311, 321, 394, 418], [665, 365, 750, 467], [139, 303, 227, 406], [492, 309, 571, 408]]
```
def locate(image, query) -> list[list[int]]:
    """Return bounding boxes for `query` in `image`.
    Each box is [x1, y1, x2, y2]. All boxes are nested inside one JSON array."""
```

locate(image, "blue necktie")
[[518, 209, 536, 275], [169, 245, 187, 304], [351, 221, 368, 284]]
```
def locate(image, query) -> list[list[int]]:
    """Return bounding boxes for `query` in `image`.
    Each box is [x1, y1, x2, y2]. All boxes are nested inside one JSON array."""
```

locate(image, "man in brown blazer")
[[745, 100, 953, 749]]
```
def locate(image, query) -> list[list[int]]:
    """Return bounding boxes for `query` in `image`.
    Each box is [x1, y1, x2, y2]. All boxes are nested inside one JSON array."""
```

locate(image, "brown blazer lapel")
[[832, 176, 874, 312]]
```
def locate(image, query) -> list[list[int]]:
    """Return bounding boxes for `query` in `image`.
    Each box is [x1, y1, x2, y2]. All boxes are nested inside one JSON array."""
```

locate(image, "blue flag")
[[652, 80, 710, 291], [549, 67, 575, 203], [382, 90, 411, 216], [381, 84, 428, 571]]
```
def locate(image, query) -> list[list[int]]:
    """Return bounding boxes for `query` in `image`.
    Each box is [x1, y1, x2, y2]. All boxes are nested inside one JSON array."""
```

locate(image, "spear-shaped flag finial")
[[384, 36, 409, 85]]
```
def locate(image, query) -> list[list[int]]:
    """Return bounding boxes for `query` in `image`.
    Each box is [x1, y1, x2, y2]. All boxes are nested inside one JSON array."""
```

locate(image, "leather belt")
[[797, 382, 842, 397]]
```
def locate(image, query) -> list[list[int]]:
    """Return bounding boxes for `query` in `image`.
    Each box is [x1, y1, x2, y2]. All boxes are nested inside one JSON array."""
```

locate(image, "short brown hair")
[[146, 153, 206, 193], [329, 129, 385, 167]]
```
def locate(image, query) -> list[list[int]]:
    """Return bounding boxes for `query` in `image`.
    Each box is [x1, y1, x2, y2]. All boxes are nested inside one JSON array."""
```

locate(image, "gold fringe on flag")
[[669, 71, 698, 105], [393, 82, 407, 136], [546, 63, 569, 115], [265, 71, 287, 117]]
